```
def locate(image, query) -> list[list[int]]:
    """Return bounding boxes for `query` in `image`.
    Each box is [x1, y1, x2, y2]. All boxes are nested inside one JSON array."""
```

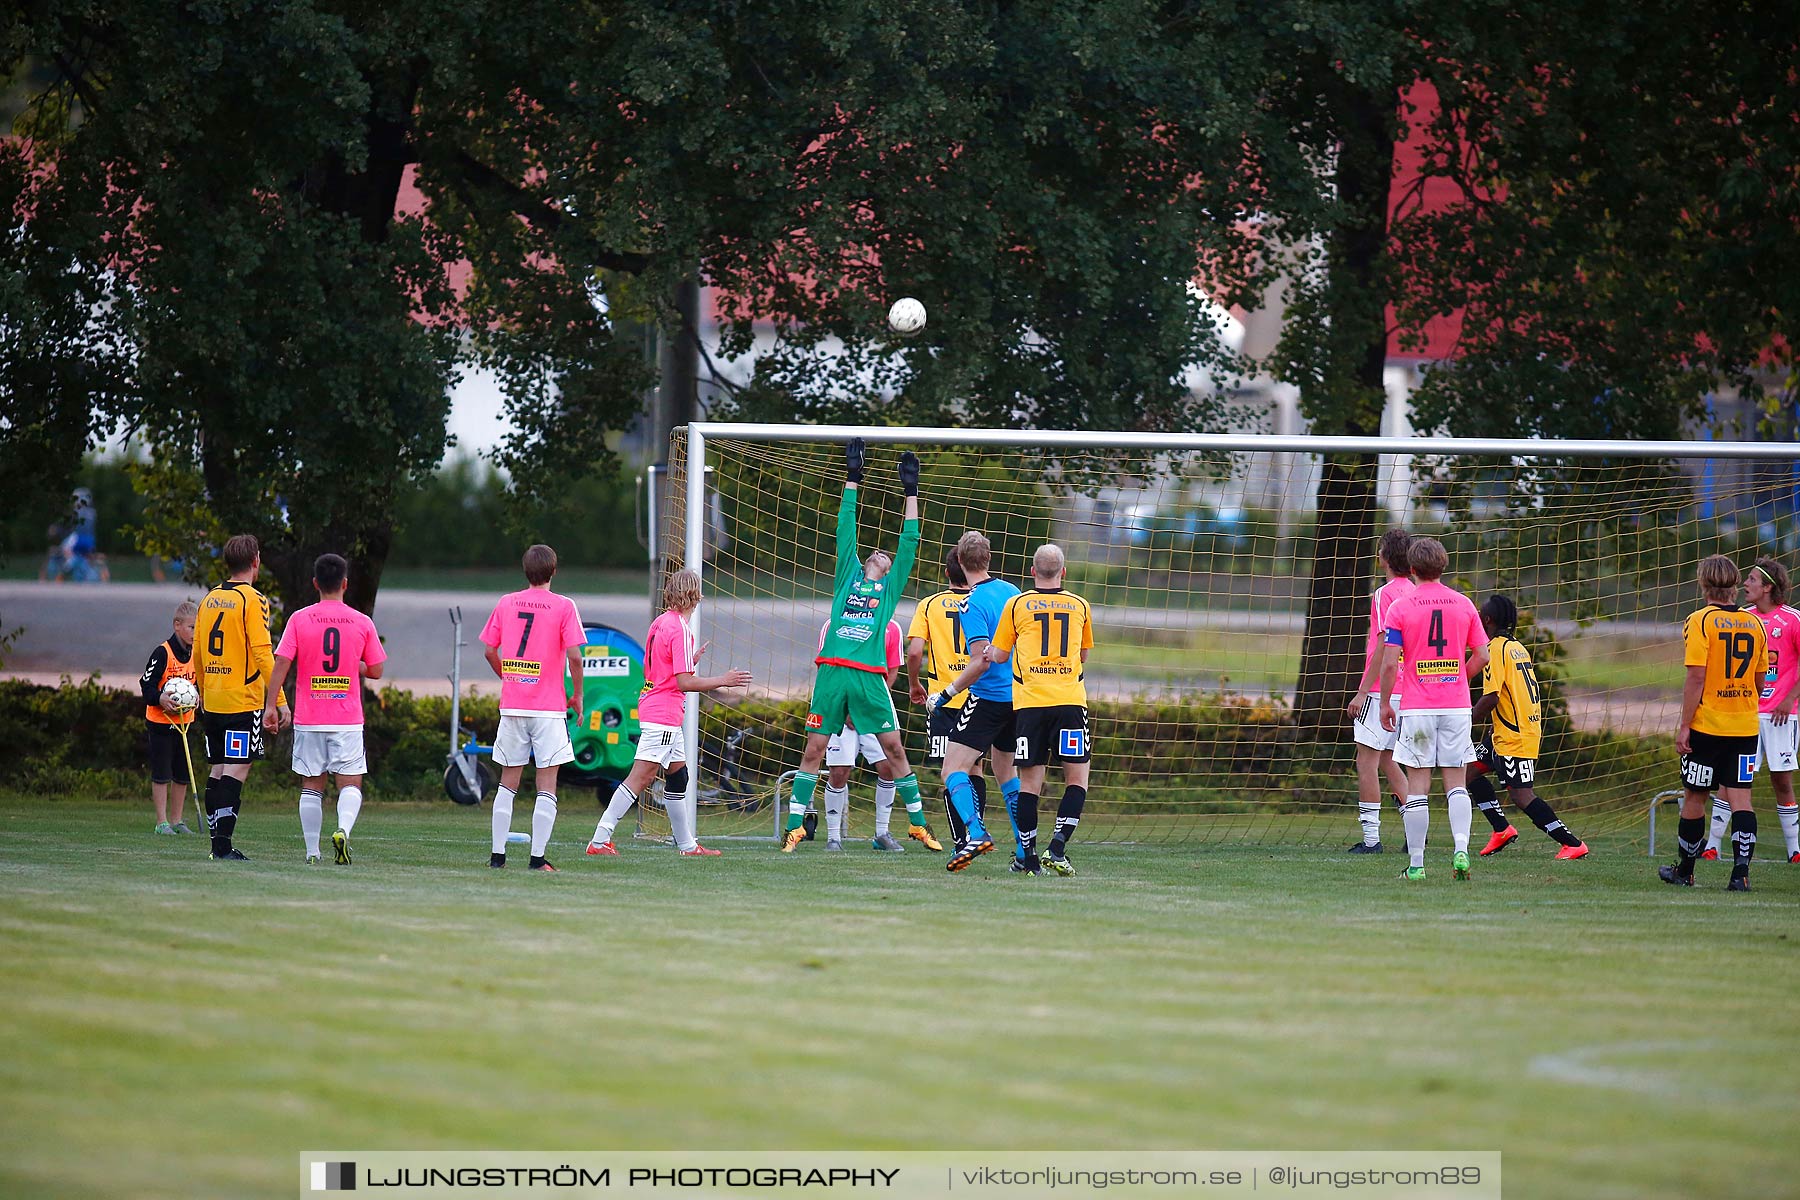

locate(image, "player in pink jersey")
[[1344, 528, 1415, 853], [807, 617, 905, 850], [1378, 537, 1489, 881], [480, 544, 587, 871], [263, 554, 386, 865], [1706, 556, 1800, 863], [585, 569, 752, 858]]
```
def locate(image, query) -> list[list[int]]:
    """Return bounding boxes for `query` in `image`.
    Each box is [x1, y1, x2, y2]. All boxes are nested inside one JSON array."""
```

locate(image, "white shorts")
[[291, 729, 366, 777], [826, 725, 887, 768], [1395, 712, 1474, 769], [634, 722, 689, 768], [493, 713, 574, 768], [1759, 714, 1799, 774], [1352, 695, 1400, 751]]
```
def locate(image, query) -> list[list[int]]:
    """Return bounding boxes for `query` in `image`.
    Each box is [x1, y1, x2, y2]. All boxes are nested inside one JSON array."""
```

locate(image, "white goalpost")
[[646, 422, 1800, 848]]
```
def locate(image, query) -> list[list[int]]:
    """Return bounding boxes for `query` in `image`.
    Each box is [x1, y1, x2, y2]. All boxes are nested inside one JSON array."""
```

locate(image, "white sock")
[[1447, 786, 1472, 854], [874, 779, 897, 835], [824, 785, 848, 841], [1707, 796, 1731, 851], [594, 784, 637, 845], [530, 791, 557, 858], [492, 785, 515, 855], [336, 785, 362, 836], [1779, 803, 1800, 858], [298, 788, 323, 858], [1357, 801, 1381, 846], [667, 787, 697, 852], [1404, 796, 1429, 869]]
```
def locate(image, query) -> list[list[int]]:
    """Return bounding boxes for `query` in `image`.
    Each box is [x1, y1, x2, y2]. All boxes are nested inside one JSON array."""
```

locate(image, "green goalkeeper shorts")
[[805, 663, 899, 739]]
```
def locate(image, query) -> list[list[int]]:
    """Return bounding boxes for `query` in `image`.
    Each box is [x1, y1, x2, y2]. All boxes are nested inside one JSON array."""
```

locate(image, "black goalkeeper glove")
[[845, 437, 866, 484], [899, 451, 920, 497]]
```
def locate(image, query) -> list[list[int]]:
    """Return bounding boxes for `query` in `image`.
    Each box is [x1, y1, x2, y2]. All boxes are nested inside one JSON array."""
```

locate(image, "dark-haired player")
[[194, 534, 288, 861], [1703, 556, 1800, 863], [265, 554, 386, 864], [1662, 554, 1766, 890], [783, 440, 939, 853], [1379, 537, 1489, 882], [481, 544, 586, 871], [1466, 594, 1587, 859]]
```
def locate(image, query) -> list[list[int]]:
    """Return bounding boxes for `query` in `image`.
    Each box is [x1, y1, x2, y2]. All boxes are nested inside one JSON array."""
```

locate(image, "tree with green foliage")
[[3, 1, 1296, 617], [1253, 1, 1799, 732]]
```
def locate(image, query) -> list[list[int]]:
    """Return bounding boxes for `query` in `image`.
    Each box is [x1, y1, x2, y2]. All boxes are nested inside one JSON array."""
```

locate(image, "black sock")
[[1470, 773, 1510, 833], [206, 775, 242, 855], [1050, 786, 1087, 854], [1675, 814, 1706, 875], [1730, 809, 1757, 879], [971, 775, 988, 824], [1523, 796, 1581, 847], [1015, 792, 1039, 859], [943, 788, 968, 847]]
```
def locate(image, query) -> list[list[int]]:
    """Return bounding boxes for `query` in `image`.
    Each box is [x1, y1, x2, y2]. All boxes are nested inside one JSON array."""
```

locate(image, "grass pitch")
[[1, 796, 1795, 1200]]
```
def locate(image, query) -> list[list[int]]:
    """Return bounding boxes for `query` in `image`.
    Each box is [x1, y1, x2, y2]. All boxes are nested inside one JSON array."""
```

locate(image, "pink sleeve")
[[885, 622, 903, 671], [1466, 597, 1486, 652], [362, 617, 388, 667], [647, 629, 668, 683], [275, 622, 296, 659], [562, 599, 585, 650], [478, 603, 503, 648]]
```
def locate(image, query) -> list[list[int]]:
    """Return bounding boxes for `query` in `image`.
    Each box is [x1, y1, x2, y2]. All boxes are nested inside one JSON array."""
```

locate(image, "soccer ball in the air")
[[887, 297, 927, 336], [161, 677, 200, 716]]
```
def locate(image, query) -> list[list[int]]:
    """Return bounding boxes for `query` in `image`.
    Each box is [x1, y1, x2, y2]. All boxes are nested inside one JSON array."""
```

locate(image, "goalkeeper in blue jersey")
[[783, 439, 943, 853]]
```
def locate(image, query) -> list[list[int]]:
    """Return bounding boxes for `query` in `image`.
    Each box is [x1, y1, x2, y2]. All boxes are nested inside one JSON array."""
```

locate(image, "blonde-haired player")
[[1702, 556, 1800, 864], [907, 546, 991, 849], [586, 569, 752, 857], [989, 543, 1094, 875], [1345, 528, 1415, 853], [1663, 555, 1768, 889]]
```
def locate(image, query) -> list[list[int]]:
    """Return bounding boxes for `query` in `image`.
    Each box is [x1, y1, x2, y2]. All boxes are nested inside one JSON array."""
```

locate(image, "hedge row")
[[0, 678, 504, 800], [7, 677, 1673, 812]]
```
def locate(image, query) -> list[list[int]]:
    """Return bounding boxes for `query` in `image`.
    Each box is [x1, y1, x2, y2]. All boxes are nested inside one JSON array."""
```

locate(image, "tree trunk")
[[1291, 81, 1400, 736]]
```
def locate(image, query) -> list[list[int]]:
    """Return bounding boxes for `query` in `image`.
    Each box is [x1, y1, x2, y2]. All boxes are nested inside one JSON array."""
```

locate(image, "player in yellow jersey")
[[193, 534, 289, 861], [989, 543, 1093, 876], [906, 547, 989, 852], [1663, 554, 1768, 890], [1466, 595, 1587, 859]]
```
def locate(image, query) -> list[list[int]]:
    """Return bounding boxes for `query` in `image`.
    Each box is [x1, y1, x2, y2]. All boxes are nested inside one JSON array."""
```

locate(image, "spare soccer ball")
[[161, 677, 199, 716], [887, 297, 927, 336]]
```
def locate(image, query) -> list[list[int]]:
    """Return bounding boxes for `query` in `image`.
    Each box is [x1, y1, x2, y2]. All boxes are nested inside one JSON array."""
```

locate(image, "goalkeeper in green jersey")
[[783, 439, 943, 853]]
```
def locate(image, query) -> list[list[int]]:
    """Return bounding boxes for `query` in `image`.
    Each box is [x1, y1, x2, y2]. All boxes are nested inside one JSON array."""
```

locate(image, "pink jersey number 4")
[[1383, 581, 1485, 713]]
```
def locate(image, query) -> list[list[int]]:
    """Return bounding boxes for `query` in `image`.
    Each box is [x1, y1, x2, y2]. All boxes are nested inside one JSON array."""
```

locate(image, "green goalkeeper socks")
[[896, 773, 928, 827], [787, 771, 817, 832]]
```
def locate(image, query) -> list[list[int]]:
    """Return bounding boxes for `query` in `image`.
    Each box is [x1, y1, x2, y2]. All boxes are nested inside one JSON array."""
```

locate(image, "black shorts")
[[202, 710, 265, 765], [1682, 729, 1758, 792], [145, 722, 192, 785], [948, 695, 1015, 754], [1473, 740, 1535, 789], [925, 705, 960, 763], [1014, 705, 1091, 767]]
